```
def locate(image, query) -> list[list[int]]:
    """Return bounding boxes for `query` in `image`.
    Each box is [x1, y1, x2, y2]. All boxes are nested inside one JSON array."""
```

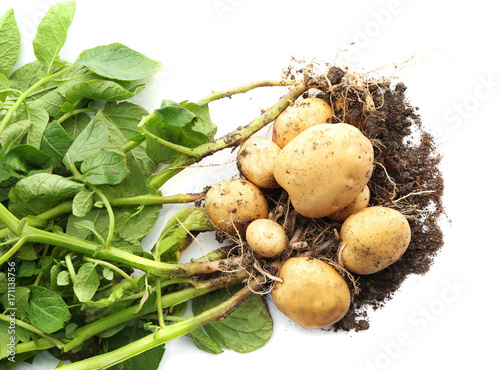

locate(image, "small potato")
[[273, 123, 374, 218], [272, 97, 332, 148], [246, 219, 287, 257], [340, 206, 411, 275], [328, 185, 370, 222], [272, 257, 351, 328], [205, 179, 268, 235], [237, 137, 281, 189]]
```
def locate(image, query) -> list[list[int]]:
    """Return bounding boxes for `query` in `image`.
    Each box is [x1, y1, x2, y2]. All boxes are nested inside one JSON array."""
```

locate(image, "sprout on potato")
[[246, 219, 287, 257], [272, 257, 351, 328], [204, 179, 268, 235], [340, 206, 411, 275], [273, 123, 374, 218], [237, 137, 281, 189], [272, 97, 332, 148], [328, 185, 370, 222]]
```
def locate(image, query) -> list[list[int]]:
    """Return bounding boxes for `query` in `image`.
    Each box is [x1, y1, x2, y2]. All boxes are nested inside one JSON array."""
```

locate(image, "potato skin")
[[237, 137, 281, 189], [272, 97, 332, 148], [340, 206, 411, 275], [272, 257, 351, 328], [273, 123, 374, 218], [328, 185, 370, 222], [205, 179, 268, 235], [246, 219, 287, 257]]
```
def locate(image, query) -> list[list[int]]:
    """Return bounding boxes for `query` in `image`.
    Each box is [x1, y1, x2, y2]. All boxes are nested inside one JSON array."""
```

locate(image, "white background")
[[2, 1, 499, 369]]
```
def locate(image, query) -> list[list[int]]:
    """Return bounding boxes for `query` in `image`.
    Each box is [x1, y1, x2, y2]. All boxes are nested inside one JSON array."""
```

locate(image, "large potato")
[[273, 123, 374, 218], [272, 97, 332, 148], [328, 185, 370, 222], [340, 206, 411, 274], [205, 179, 268, 235], [237, 137, 281, 189], [272, 257, 351, 328]]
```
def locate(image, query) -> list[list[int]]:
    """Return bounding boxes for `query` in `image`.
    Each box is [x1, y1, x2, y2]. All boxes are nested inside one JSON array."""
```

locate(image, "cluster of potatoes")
[[204, 97, 411, 329]]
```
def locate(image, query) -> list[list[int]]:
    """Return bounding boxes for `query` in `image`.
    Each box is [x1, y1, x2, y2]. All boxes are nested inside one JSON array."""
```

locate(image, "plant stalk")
[[59, 280, 258, 369], [63, 271, 246, 352], [149, 81, 307, 189], [0, 65, 76, 135]]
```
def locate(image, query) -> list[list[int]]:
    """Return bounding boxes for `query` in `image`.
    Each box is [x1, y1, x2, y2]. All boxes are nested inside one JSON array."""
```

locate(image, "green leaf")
[[72, 220, 105, 244], [0, 9, 21, 77], [0, 72, 9, 101], [186, 328, 224, 354], [0, 120, 31, 158], [72, 188, 94, 217], [8, 61, 55, 97], [32, 1, 76, 67], [0, 321, 15, 359], [153, 207, 214, 261], [192, 285, 273, 353], [1, 286, 30, 320], [74, 262, 100, 302], [65, 79, 146, 103], [63, 111, 109, 167], [62, 111, 91, 140], [24, 103, 50, 149], [28, 285, 71, 333], [98, 325, 165, 370], [80, 150, 128, 185], [146, 100, 217, 163], [103, 101, 149, 139], [67, 205, 159, 254], [83, 288, 123, 310], [57, 270, 70, 286], [8, 172, 84, 218], [40, 120, 74, 173], [75, 43, 162, 81], [4, 144, 51, 173], [0, 273, 7, 294]]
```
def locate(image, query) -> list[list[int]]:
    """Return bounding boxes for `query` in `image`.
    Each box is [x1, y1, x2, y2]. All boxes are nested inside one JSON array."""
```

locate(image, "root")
[[374, 161, 398, 200]]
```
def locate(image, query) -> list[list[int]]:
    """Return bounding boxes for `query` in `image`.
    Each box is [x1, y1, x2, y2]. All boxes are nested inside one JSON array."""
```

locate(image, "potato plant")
[[0, 2, 445, 369]]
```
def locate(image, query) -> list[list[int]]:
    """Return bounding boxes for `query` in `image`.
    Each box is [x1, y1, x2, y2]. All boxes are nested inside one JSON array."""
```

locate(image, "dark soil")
[[257, 69, 445, 332], [331, 79, 445, 332]]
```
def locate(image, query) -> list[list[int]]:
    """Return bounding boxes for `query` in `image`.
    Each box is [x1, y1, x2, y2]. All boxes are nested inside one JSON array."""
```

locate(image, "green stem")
[[138, 121, 196, 157], [149, 155, 198, 190], [15, 338, 56, 355], [193, 82, 306, 158], [0, 65, 76, 135], [122, 136, 145, 153], [90, 186, 114, 249], [198, 78, 298, 103], [0, 203, 21, 234], [155, 279, 166, 328], [0, 192, 201, 239], [108, 193, 202, 207], [59, 281, 256, 370], [0, 314, 64, 348], [83, 256, 140, 292], [0, 237, 26, 266], [94, 276, 193, 301], [148, 82, 307, 189], [64, 272, 246, 352], [65, 254, 77, 285], [58, 108, 99, 124], [7, 222, 239, 276]]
